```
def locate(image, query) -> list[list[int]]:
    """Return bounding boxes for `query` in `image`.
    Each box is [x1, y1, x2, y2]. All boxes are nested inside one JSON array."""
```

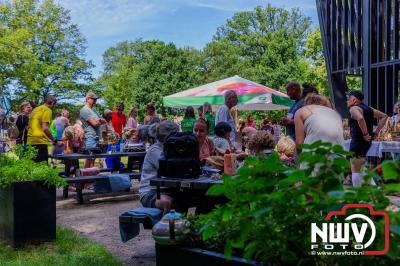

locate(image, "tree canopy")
[[203, 4, 312, 89], [0, 0, 93, 104], [1, 2, 330, 113], [302, 28, 329, 95], [99, 4, 325, 114], [98, 40, 203, 114]]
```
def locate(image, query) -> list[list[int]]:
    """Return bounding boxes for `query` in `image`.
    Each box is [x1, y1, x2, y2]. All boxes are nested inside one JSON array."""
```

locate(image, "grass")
[[0, 227, 121, 266]]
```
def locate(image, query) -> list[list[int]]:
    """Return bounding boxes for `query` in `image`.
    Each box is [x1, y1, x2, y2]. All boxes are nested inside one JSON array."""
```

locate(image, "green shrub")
[[189, 141, 400, 265], [0, 145, 66, 188]]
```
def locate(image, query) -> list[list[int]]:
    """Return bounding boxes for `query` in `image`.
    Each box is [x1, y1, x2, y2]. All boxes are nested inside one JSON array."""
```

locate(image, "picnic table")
[[50, 151, 146, 204], [150, 176, 222, 194], [50, 151, 146, 160], [150, 175, 223, 213]]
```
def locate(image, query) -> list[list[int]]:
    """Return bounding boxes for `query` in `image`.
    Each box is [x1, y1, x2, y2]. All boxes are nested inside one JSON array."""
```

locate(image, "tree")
[[98, 40, 203, 116], [302, 28, 362, 96], [201, 39, 252, 83], [303, 28, 329, 95], [203, 4, 312, 90], [0, 0, 93, 104]]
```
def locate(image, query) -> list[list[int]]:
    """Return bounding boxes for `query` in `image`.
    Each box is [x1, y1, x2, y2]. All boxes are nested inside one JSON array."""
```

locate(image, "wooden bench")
[[64, 172, 141, 204], [61, 165, 143, 197]]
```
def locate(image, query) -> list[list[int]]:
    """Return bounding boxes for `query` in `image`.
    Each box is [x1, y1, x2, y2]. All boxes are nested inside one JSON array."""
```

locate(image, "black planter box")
[[0, 181, 56, 247], [156, 244, 261, 266]]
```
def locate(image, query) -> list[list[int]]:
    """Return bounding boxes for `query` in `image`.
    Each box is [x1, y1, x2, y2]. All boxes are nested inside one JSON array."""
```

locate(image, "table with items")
[[50, 150, 146, 203]]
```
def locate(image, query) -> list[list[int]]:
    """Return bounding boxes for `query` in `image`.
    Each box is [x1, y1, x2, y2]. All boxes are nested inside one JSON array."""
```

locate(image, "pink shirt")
[[126, 117, 138, 129], [246, 122, 256, 129], [200, 138, 215, 161]]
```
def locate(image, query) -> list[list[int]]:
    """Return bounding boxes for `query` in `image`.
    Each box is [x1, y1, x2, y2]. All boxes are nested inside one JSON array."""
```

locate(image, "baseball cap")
[[86, 91, 99, 99], [346, 90, 364, 101]]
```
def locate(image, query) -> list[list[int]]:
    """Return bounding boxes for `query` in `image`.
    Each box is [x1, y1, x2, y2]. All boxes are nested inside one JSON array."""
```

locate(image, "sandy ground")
[[56, 181, 156, 266]]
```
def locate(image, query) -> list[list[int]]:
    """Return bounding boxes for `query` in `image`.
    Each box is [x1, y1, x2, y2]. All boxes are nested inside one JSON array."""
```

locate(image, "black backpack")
[[158, 132, 201, 179]]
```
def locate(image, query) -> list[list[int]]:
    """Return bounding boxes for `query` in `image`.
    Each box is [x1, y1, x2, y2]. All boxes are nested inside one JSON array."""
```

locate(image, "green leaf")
[[224, 243, 233, 260], [332, 157, 350, 169], [231, 238, 244, 249], [322, 177, 342, 192], [385, 184, 400, 193], [243, 241, 259, 260], [206, 184, 226, 196], [386, 237, 400, 260], [254, 207, 272, 218], [222, 209, 233, 222], [201, 226, 217, 240], [381, 161, 400, 180]]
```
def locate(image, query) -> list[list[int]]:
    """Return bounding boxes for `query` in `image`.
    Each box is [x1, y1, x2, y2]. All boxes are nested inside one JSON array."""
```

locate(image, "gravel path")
[[56, 184, 156, 266]]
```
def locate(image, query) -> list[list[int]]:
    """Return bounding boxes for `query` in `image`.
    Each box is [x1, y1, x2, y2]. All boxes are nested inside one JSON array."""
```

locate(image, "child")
[[248, 130, 275, 157], [62, 120, 84, 178], [62, 120, 84, 154], [275, 136, 296, 167]]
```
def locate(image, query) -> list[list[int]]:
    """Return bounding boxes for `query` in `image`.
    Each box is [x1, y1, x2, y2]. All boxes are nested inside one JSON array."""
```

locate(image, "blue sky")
[[58, 0, 318, 77]]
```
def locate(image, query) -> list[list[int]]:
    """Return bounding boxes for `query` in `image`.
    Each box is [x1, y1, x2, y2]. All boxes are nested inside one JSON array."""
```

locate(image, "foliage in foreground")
[[189, 142, 400, 265], [0, 145, 66, 188], [0, 227, 120, 266]]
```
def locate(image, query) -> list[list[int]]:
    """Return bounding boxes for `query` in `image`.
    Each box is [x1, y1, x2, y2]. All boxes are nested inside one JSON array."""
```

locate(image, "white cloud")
[[180, 0, 316, 12], [184, 0, 262, 12], [58, 0, 316, 39], [55, 0, 317, 75], [58, 0, 162, 38]]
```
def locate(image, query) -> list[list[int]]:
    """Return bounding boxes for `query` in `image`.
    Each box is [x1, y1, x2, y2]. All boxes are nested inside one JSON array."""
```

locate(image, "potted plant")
[[156, 142, 400, 265], [0, 146, 66, 247]]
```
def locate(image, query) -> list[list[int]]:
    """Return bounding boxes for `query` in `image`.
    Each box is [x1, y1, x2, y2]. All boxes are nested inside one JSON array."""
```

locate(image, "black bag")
[[158, 132, 201, 179]]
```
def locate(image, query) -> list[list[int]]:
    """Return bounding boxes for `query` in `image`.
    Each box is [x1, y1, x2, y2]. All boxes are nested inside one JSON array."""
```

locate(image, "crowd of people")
[[138, 82, 394, 213], [12, 81, 395, 213]]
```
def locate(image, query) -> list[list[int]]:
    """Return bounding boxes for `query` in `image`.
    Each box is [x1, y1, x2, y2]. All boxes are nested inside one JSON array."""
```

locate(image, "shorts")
[[84, 137, 98, 149], [30, 144, 49, 163], [140, 191, 157, 208], [350, 138, 372, 158]]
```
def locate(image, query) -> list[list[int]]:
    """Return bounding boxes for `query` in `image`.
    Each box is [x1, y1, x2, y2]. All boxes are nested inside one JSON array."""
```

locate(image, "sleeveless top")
[[349, 103, 374, 139], [303, 106, 344, 146], [54, 116, 69, 141]]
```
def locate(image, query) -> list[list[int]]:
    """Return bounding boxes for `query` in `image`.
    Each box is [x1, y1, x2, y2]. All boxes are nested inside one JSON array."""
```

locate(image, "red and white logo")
[[311, 204, 390, 255]]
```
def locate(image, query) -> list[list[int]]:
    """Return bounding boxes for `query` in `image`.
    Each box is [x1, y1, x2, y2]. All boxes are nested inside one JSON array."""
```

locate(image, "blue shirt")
[[285, 99, 304, 140]]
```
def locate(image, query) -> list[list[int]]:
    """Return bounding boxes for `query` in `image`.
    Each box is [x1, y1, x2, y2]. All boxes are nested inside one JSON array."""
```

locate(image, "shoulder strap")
[[305, 106, 314, 114]]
